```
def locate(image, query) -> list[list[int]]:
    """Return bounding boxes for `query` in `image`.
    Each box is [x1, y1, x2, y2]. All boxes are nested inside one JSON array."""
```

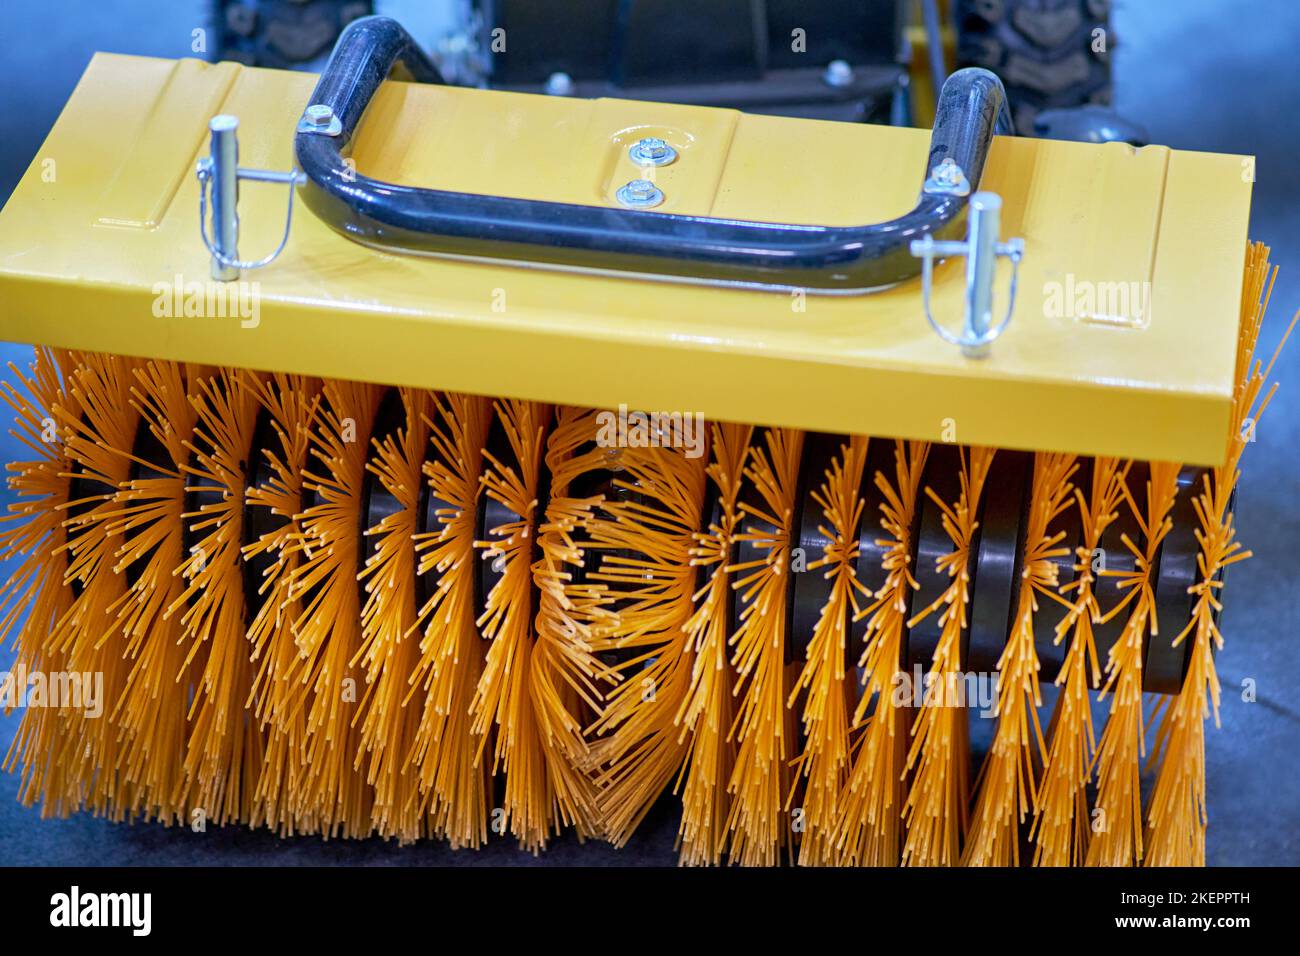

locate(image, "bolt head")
[[823, 59, 854, 88], [616, 178, 665, 208], [305, 104, 334, 126], [544, 72, 575, 96], [629, 136, 677, 167], [638, 138, 667, 157]]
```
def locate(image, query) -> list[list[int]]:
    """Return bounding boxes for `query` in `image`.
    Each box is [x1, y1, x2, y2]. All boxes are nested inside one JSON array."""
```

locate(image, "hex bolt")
[[616, 178, 665, 209], [304, 104, 335, 127], [932, 160, 960, 185], [629, 137, 677, 167], [544, 72, 575, 96], [823, 59, 854, 88], [922, 158, 970, 196]]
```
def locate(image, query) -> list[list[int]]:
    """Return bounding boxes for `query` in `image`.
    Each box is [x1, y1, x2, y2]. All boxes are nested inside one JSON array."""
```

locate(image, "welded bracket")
[[196, 115, 304, 280], [911, 191, 1025, 358]]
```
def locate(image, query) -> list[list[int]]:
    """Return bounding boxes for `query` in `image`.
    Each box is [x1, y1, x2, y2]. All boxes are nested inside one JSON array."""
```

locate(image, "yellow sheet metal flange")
[[0, 53, 1253, 465]]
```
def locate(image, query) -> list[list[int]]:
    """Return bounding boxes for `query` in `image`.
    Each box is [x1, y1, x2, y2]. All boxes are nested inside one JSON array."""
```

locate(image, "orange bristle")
[[963, 452, 1076, 866], [677, 422, 750, 865], [1145, 243, 1295, 866], [172, 369, 266, 826], [354, 387, 431, 842], [789, 436, 871, 866], [1032, 456, 1127, 866], [901, 445, 993, 866], [46, 352, 142, 818], [1, 348, 79, 815], [0, 243, 1282, 862], [586, 431, 709, 848], [529, 406, 617, 838], [283, 379, 383, 837], [407, 392, 493, 848], [836, 440, 929, 866], [1085, 460, 1179, 866], [106, 359, 198, 823], [472, 398, 599, 851], [725, 427, 802, 867], [243, 371, 322, 836]]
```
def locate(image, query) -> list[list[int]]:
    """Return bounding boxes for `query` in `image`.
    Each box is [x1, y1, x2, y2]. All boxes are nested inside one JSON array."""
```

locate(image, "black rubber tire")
[[217, 0, 373, 69], [954, 0, 1112, 135]]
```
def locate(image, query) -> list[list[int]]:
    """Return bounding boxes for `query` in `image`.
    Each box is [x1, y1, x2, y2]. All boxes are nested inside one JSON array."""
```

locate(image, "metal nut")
[[616, 178, 664, 209], [923, 159, 971, 196], [933, 160, 960, 184], [823, 59, 854, 88], [304, 104, 334, 127], [544, 72, 575, 96], [629, 137, 677, 167], [298, 103, 343, 136]]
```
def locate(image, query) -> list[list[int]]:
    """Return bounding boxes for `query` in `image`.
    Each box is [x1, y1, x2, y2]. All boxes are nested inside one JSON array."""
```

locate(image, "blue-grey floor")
[[0, 0, 1297, 866]]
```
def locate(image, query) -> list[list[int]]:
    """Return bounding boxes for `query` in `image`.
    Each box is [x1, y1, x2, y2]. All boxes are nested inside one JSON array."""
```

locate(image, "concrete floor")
[[0, 0, 1296, 865]]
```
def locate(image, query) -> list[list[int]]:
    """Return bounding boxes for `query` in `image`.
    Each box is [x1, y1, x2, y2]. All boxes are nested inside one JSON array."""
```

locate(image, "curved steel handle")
[[295, 16, 1014, 292]]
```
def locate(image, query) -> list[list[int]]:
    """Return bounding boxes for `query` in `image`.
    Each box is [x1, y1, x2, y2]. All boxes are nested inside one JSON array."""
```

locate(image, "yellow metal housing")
[[0, 54, 1253, 464]]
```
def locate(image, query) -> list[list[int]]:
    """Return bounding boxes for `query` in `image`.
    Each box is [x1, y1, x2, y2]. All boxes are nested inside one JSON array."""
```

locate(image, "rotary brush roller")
[[0, 17, 1291, 866]]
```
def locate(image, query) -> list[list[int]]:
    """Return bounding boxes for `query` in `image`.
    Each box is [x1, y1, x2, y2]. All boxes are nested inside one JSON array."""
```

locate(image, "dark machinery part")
[[1034, 105, 1149, 146], [955, 0, 1112, 135], [217, 0, 374, 69], [475, 0, 908, 123]]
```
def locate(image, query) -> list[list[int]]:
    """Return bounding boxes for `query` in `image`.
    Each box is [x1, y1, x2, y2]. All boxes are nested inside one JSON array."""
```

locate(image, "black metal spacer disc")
[[1090, 461, 1146, 688], [967, 450, 1031, 674], [1034, 456, 1088, 683], [789, 432, 843, 666], [907, 443, 973, 673], [241, 405, 286, 614], [122, 414, 173, 590], [474, 409, 552, 631], [414, 436, 457, 611], [1146, 465, 1205, 694], [848, 437, 905, 671], [359, 388, 407, 584]]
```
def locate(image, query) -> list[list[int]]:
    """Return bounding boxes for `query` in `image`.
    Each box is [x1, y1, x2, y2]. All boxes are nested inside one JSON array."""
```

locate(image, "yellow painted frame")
[[0, 54, 1253, 465]]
